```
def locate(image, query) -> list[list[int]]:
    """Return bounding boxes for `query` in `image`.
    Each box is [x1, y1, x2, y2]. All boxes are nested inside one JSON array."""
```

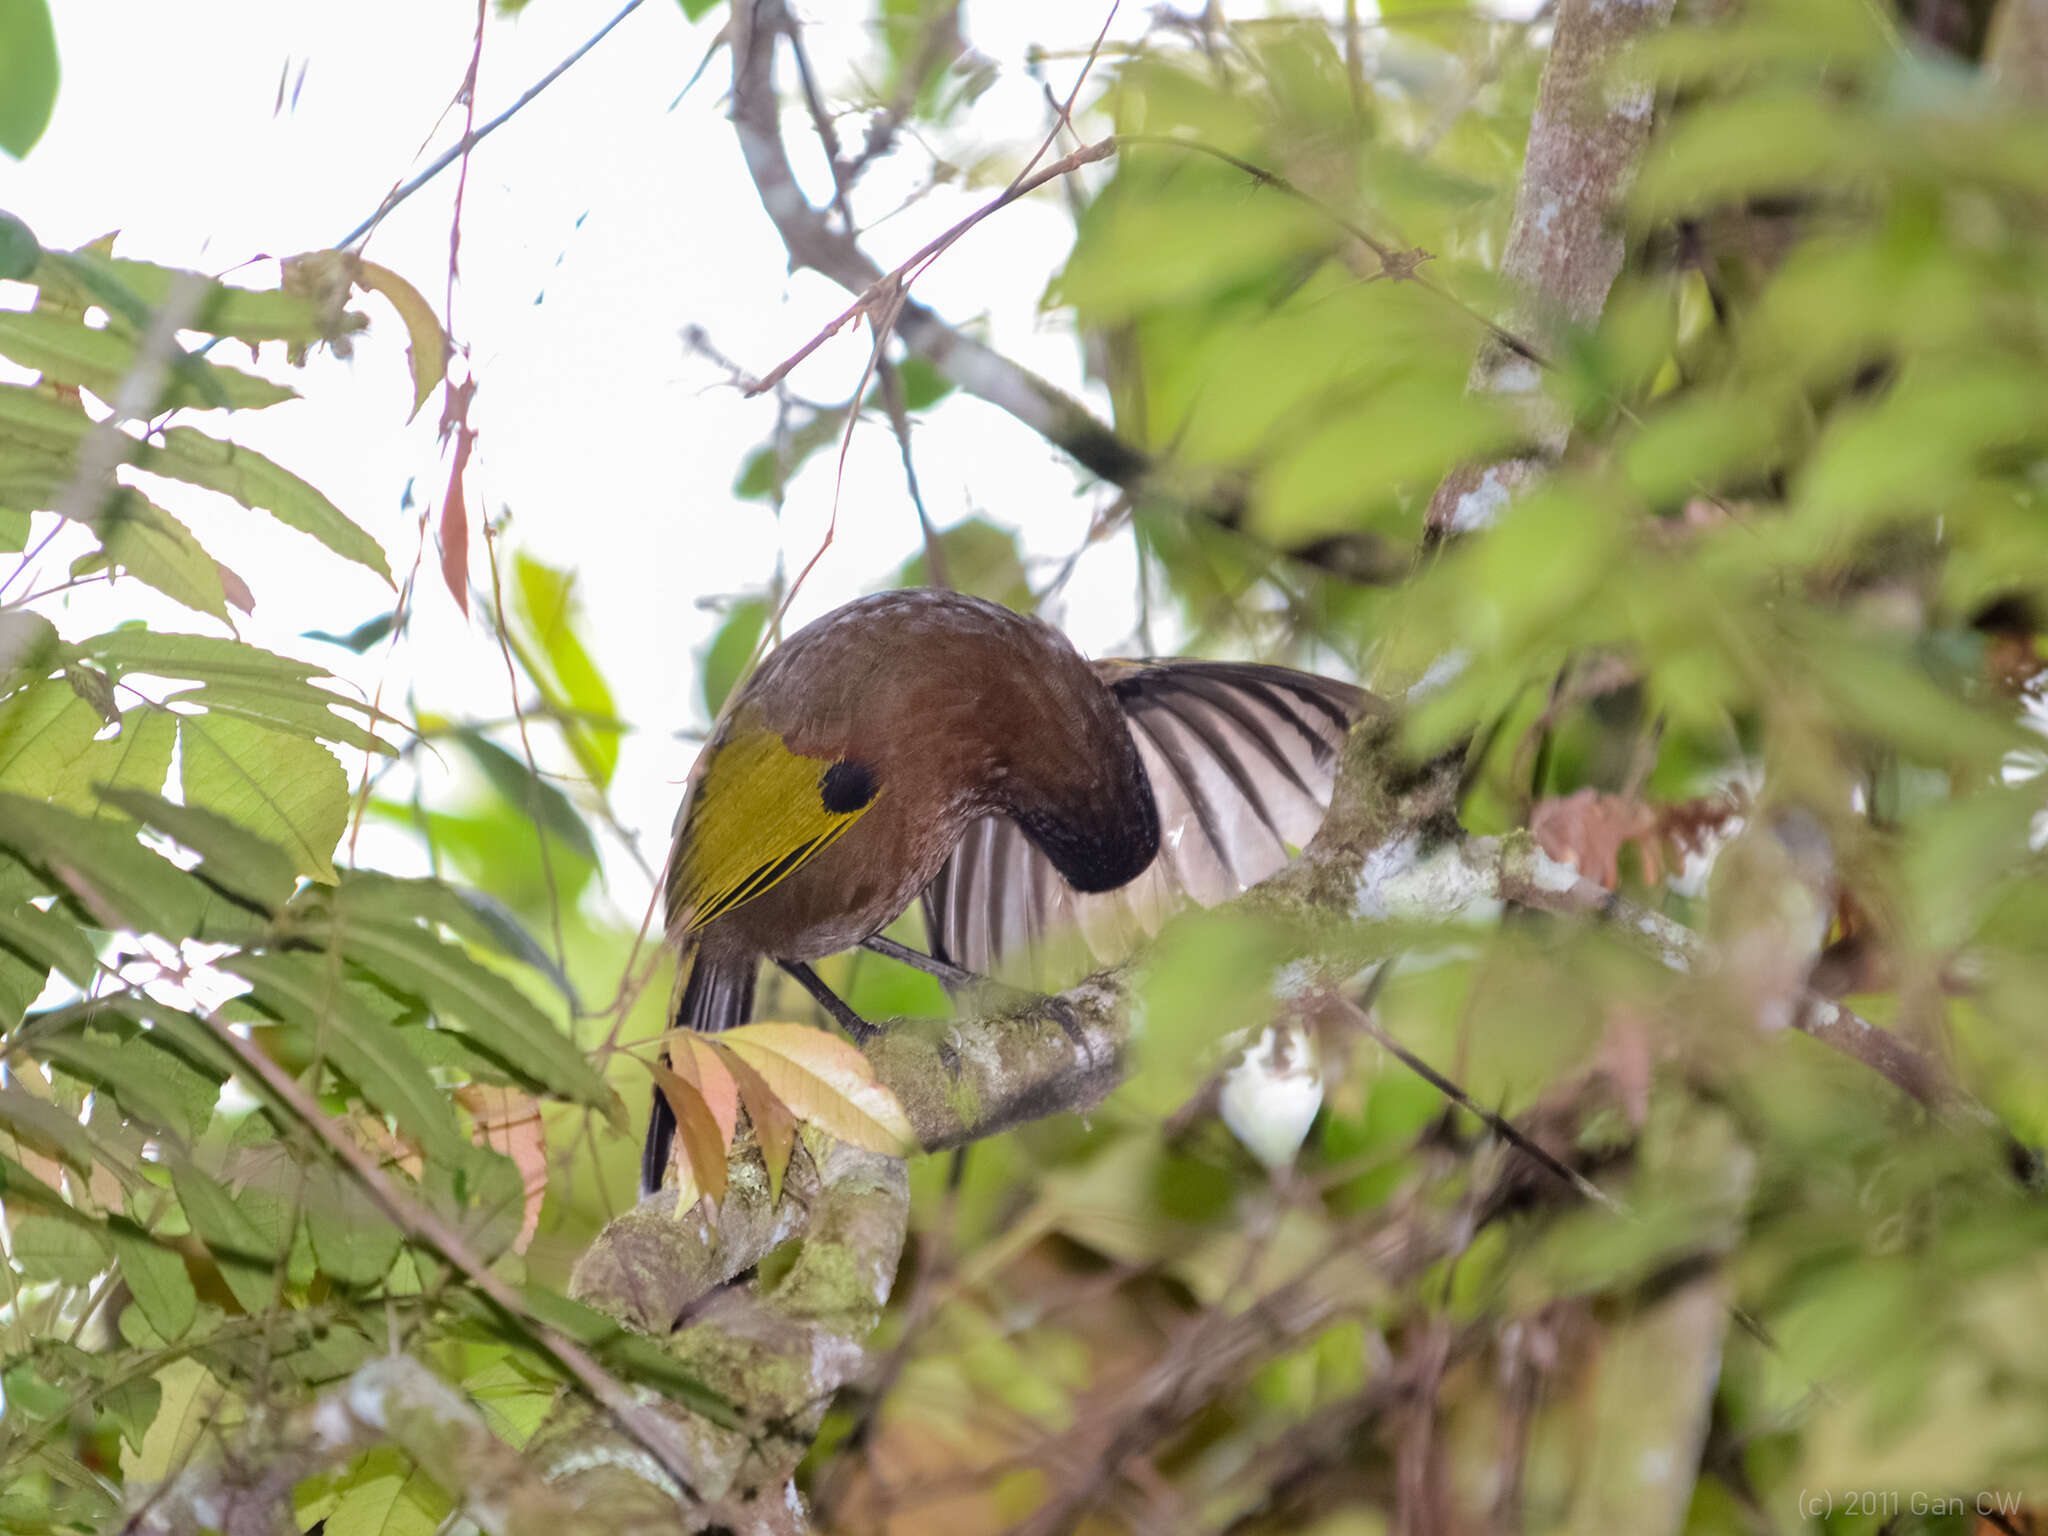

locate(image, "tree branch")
[[1424, 0, 1676, 538], [124, 1357, 592, 1536]]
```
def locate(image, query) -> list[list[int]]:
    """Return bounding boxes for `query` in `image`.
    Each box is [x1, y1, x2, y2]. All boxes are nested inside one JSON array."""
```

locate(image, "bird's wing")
[[922, 659, 1370, 987], [667, 722, 877, 938]]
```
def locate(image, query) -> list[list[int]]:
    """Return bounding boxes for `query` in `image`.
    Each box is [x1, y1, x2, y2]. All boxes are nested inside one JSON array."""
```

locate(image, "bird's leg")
[[777, 960, 880, 1047], [859, 934, 1094, 1063], [859, 932, 980, 990]]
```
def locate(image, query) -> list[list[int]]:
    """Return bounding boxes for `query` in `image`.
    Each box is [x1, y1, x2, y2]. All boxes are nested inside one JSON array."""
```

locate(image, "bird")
[[644, 587, 1370, 1195]]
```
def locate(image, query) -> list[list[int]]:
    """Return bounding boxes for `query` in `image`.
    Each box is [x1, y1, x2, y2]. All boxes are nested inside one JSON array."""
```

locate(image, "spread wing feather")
[[922, 660, 1369, 987]]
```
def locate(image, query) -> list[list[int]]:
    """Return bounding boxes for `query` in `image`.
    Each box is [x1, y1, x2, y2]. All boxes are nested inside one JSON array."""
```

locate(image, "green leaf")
[[134, 426, 392, 582], [0, 380, 89, 452], [0, 1147, 70, 1208], [897, 518, 1033, 610], [513, 554, 619, 787], [168, 1162, 281, 1314], [701, 597, 767, 719], [10, 1211, 110, 1285], [303, 1160, 404, 1289], [0, 897, 96, 986], [65, 707, 178, 815], [38, 1026, 221, 1142], [97, 1371, 161, 1455], [0, 679, 102, 799], [0, 209, 39, 280], [305, 610, 398, 653], [77, 490, 230, 621], [106, 1217, 197, 1343], [0, 0, 59, 159], [446, 728, 598, 867], [0, 794, 213, 935], [222, 951, 464, 1164], [162, 684, 397, 757], [94, 788, 298, 913], [178, 713, 348, 883], [323, 1447, 453, 1536], [57, 251, 331, 348], [81, 628, 324, 690], [307, 885, 613, 1111], [0, 1084, 101, 1176], [0, 307, 295, 410]]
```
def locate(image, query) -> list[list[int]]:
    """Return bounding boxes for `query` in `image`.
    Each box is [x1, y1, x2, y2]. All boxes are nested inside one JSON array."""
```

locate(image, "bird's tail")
[[640, 944, 758, 1197]]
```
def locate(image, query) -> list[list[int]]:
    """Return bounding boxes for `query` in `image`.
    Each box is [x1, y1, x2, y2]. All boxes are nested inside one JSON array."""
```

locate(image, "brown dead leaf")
[[1532, 789, 1743, 890], [1532, 789, 1660, 889], [455, 1085, 547, 1256]]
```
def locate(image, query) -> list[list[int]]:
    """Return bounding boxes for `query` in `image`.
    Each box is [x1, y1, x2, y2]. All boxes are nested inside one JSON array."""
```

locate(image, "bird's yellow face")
[[665, 713, 881, 940]]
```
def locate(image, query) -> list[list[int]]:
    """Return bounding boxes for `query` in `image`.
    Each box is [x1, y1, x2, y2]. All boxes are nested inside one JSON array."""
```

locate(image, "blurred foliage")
[[3, 0, 2048, 1530]]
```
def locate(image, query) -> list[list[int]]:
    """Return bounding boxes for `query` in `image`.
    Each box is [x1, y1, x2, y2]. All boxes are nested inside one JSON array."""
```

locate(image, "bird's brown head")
[[974, 613, 1161, 895]]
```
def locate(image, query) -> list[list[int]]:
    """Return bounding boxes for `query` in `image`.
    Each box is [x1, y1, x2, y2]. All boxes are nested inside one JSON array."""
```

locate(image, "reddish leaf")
[[647, 1059, 728, 1206], [455, 1085, 547, 1256], [437, 378, 477, 618], [1531, 790, 1742, 891], [664, 1033, 740, 1148], [215, 560, 256, 615]]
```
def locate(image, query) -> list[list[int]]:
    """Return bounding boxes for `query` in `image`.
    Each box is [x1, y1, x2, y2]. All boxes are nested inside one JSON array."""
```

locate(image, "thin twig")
[[1323, 985, 1628, 1215], [335, 0, 650, 250]]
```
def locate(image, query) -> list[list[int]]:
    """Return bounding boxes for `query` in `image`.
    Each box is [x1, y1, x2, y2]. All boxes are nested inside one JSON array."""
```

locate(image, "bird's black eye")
[[820, 758, 878, 814]]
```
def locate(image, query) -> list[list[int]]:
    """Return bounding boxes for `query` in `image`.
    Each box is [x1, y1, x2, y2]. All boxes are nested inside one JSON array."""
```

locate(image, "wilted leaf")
[[438, 380, 475, 615], [716, 1022, 915, 1155]]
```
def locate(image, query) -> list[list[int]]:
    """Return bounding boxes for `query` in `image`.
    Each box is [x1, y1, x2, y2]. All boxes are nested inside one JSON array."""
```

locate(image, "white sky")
[[5, 0, 1158, 920]]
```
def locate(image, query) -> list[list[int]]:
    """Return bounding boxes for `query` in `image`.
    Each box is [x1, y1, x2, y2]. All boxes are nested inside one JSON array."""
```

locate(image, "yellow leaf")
[[352, 259, 449, 421], [717, 1023, 915, 1156], [455, 1085, 547, 1256], [715, 1041, 799, 1203]]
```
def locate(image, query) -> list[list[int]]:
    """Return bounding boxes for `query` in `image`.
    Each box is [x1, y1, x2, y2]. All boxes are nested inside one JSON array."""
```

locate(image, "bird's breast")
[[713, 781, 973, 962]]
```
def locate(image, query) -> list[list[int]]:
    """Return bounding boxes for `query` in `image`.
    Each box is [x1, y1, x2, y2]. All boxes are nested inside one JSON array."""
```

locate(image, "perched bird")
[[645, 588, 1368, 1194]]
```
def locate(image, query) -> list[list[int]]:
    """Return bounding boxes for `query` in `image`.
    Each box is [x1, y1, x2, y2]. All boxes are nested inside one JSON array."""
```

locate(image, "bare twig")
[[335, 0, 651, 251]]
